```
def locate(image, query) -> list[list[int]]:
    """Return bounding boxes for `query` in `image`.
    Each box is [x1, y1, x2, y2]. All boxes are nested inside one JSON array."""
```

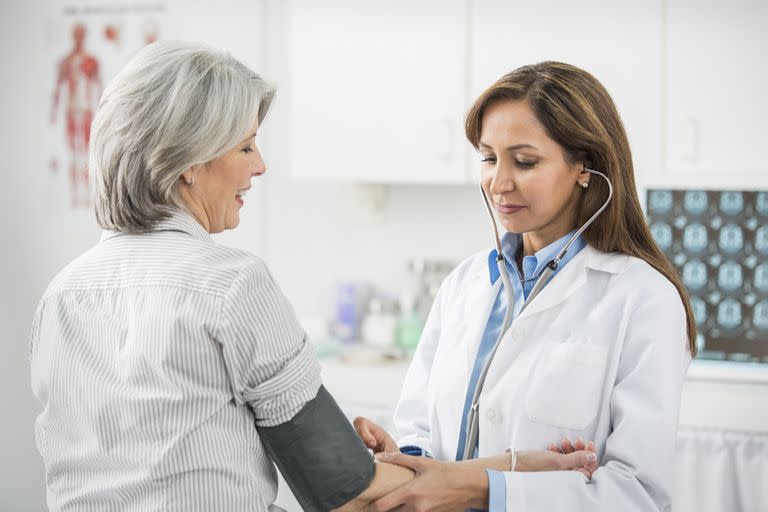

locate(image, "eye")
[[480, 155, 496, 164], [241, 146, 254, 154], [515, 159, 537, 169]]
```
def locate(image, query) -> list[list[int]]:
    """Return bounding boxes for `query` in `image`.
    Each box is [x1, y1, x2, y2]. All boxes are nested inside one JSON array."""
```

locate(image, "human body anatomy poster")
[[47, 3, 167, 209]]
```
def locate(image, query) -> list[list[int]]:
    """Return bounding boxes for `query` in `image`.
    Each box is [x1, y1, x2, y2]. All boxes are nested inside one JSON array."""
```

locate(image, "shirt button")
[[487, 408, 496, 420]]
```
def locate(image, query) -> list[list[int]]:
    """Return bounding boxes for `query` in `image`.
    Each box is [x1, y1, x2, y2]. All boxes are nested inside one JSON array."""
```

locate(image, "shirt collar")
[[100, 209, 213, 243], [487, 230, 585, 285]]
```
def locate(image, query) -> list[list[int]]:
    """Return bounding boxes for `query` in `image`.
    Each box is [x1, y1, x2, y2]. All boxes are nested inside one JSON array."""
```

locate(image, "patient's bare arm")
[[332, 462, 415, 512]]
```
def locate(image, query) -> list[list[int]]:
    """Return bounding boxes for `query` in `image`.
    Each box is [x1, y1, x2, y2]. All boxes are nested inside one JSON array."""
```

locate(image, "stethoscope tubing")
[[461, 168, 613, 461]]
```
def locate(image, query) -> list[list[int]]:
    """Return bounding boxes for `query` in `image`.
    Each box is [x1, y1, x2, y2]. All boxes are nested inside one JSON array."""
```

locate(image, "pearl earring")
[[581, 182, 589, 188]]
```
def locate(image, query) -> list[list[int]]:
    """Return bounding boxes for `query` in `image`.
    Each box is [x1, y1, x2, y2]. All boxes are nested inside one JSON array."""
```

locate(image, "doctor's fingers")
[[353, 416, 377, 447], [547, 443, 565, 454], [551, 437, 595, 454], [560, 450, 598, 471], [374, 452, 431, 473], [365, 483, 411, 512], [354, 417, 396, 452], [561, 437, 576, 453]]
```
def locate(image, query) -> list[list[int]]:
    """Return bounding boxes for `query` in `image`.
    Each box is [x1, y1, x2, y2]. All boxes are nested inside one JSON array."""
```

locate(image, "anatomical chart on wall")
[[46, 3, 167, 209]]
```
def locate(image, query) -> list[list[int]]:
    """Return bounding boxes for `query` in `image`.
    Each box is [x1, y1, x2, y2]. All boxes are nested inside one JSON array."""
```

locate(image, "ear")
[[179, 167, 196, 186], [577, 163, 592, 188]]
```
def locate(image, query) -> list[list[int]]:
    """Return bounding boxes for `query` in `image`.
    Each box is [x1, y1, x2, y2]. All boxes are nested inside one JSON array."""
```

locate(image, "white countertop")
[[320, 358, 768, 433]]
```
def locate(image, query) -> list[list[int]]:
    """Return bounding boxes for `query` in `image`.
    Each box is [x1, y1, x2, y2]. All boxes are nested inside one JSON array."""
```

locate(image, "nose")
[[252, 145, 266, 177], [488, 159, 516, 196]]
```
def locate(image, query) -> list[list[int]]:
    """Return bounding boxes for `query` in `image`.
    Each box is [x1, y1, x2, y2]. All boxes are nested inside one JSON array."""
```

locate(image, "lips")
[[495, 202, 526, 215], [235, 187, 250, 205]]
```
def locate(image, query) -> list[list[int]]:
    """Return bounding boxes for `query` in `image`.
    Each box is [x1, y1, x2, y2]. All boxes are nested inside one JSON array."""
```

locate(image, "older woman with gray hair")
[[30, 41, 412, 512]]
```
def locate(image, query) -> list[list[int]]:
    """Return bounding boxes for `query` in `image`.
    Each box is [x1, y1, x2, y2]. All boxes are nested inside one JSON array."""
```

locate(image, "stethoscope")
[[460, 167, 613, 461]]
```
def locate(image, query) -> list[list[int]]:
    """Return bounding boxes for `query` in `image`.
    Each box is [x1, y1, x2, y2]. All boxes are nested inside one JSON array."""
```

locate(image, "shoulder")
[[442, 248, 492, 289], [584, 245, 682, 308], [41, 244, 101, 299], [179, 242, 276, 297], [43, 235, 274, 300]]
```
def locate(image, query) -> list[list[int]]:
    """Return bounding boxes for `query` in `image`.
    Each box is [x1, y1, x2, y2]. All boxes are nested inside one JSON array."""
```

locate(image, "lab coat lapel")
[[461, 263, 503, 376], [516, 247, 589, 321]]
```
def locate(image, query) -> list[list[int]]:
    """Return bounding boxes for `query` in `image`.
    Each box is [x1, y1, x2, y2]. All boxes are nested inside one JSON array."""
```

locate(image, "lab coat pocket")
[[525, 341, 608, 431]]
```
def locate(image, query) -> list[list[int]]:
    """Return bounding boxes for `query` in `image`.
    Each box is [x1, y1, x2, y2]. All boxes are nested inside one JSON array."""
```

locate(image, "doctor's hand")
[[354, 416, 399, 454], [366, 452, 488, 512], [545, 437, 599, 479]]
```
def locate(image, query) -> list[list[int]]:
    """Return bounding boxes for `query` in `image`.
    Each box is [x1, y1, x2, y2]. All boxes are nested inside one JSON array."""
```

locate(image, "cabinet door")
[[666, 0, 767, 178], [289, 1, 467, 183], [471, 0, 662, 174]]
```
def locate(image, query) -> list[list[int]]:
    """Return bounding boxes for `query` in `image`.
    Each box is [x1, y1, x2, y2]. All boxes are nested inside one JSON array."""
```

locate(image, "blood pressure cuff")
[[257, 385, 375, 512]]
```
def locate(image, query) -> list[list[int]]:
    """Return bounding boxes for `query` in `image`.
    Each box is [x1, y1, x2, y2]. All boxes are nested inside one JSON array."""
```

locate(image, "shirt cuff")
[[398, 445, 433, 458], [486, 470, 507, 512]]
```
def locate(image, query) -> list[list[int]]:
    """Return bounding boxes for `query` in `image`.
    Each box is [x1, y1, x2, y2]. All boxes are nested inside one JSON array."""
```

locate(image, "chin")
[[224, 217, 241, 231], [500, 221, 529, 234]]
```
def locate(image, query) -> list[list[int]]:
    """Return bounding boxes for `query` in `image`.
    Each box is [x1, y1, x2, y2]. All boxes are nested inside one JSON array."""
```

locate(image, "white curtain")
[[674, 429, 768, 512]]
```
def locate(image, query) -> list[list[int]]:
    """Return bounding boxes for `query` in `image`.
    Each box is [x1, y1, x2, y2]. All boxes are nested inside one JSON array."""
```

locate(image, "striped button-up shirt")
[[30, 210, 321, 511]]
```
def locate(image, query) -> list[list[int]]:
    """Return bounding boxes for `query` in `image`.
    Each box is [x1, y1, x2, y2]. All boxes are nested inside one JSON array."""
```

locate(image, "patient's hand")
[[542, 437, 599, 478], [353, 416, 398, 454]]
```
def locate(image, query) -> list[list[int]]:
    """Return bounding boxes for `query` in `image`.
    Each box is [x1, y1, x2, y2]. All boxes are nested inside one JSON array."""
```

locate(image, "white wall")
[[248, 2, 491, 318], [1, 2, 77, 509]]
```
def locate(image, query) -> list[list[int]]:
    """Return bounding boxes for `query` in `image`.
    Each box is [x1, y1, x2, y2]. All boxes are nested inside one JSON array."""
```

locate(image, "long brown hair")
[[465, 61, 696, 355]]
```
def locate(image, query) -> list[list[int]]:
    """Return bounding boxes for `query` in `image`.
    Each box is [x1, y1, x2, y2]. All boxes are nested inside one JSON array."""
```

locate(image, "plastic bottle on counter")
[[334, 281, 369, 343], [396, 293, 424, 352], [361, 297, 399, 348]]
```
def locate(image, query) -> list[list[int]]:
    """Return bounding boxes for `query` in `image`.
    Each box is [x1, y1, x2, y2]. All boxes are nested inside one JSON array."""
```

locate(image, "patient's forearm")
[[332, 462, 414, 512]]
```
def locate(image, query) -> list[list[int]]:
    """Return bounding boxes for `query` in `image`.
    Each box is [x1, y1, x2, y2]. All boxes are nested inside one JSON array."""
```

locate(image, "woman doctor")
[[355, 61, 696, 511]]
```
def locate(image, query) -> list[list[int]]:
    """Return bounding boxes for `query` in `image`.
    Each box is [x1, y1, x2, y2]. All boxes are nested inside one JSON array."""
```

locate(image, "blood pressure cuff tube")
[[257, 385, 375, 512]]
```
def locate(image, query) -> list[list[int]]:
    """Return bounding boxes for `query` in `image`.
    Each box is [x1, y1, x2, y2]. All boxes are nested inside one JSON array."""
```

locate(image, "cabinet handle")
[[683, 116, 700, 164]]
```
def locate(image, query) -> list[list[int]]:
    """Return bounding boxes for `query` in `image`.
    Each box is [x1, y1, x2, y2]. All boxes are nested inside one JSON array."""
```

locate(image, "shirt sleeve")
[[486, 470, 507, 512], [216, 259, 321, 427], [503, 286, 691, 511]]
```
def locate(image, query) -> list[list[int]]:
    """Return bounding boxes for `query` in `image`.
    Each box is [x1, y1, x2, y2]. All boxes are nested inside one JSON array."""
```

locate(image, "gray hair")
[[89, 40, 275, 232]]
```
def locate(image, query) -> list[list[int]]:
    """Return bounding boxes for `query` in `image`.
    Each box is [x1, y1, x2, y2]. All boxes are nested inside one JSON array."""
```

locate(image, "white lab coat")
[[394, 244, 691, 511]]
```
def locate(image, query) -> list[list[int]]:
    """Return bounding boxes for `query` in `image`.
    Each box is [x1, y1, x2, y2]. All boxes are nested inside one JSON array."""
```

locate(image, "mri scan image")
[[756, 192, 768, 217], [646, 189, 766, 362], [648, 190, 674, 214], [682, 260, 708, 291], [691, 296, 707, 327], [718, 224, 744, 254], [684, 190, 708, 215], [717, 262, 743, 293], [682, 223, 708, 253], [650, 223, 673, 251], [719, 191, 744, 216], [755, 301, 768, 331], [717, 299, 742, 330], [755, 226, 768, 256], [755, 264, 768, 294]]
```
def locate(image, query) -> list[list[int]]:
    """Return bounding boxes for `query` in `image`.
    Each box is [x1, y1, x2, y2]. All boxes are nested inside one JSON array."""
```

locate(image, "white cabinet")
[[470, 0, 663, 174], [665, 0, 768, 182], [289, 1, 467, 184]]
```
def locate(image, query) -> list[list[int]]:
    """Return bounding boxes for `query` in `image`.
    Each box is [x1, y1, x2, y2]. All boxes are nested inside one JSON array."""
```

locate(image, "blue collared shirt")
[[456, 230, 587, 511]]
